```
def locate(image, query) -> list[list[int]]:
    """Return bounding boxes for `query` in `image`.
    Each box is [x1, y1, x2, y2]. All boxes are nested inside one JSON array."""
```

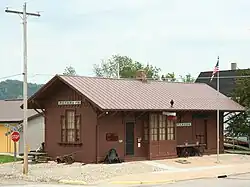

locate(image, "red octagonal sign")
[[11, 131, 20, 142]]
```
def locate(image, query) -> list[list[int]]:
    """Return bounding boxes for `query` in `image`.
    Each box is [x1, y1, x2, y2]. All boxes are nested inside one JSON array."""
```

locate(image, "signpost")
[[11, 131, 20, 161]]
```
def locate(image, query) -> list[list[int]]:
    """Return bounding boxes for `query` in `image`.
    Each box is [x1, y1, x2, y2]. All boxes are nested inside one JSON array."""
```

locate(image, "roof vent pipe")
[[135, 69, 147, 82], [231, 63, 237, 70]]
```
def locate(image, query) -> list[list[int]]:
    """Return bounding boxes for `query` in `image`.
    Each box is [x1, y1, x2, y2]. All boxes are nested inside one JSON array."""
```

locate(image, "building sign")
[[162, 112, 176, 116], [176, 122, 192, 127], [58, 100, 81, 106]]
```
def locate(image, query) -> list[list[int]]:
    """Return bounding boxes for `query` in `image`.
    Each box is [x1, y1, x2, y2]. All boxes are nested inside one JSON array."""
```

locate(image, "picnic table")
[[177, 143, 206, 157]]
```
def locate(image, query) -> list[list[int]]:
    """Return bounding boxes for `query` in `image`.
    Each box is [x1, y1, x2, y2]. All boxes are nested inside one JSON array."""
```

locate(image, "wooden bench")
[[21, 152, 49, 164]]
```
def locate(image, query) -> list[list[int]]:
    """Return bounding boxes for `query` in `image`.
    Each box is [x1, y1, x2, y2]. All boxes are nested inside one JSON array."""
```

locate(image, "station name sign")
[[58, 100, 82, 106], [176, 122, 192, 127]]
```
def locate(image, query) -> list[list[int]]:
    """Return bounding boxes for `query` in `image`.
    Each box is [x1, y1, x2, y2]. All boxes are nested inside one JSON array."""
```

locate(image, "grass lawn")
[[0, 155, 21, 164]]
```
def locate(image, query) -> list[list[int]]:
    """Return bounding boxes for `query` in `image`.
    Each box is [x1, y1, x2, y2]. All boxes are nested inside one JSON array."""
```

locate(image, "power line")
[[0, 74, 22, 80]]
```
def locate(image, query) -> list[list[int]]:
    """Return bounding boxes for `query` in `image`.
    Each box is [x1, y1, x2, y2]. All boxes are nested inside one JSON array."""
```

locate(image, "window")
[[147, 114, 175, 141], [167, 119, 175, 140], [159, 115, 166, 140], [106, 133, 119, 141], [61, 110, 81, 143], [143, 121, 149, 141], [150, 114, 158, 141]]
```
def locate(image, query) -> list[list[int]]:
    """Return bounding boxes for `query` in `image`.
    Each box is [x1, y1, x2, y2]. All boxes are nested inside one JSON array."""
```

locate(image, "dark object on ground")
[[104, 148, 122, 164], [56, 154, 75, 164], [175, 159, 191, 164], [218, 175, 227, 178], [177, 146, 204, 158]]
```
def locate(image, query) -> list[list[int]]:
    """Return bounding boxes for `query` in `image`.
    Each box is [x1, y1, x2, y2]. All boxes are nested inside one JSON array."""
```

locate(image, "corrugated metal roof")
[[58, 75, 245, 111], [0, 99, 38, 122]]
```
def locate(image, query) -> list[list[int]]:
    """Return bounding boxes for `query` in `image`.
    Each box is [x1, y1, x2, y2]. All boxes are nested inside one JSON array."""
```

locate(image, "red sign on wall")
[[11, 131, 20, 142]]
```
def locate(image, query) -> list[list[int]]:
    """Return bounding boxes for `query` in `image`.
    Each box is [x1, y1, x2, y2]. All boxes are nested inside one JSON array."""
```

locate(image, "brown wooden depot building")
[[27, 74, 244, 163]]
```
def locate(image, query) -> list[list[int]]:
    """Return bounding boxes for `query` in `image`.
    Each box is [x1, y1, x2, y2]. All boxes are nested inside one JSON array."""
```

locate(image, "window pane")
[[159, 115, 162, 127], [67, 111, 75, 129], [162, 134, 166, 140], [153, 134, 157, 141], [67, 129, 75, 142], [163, 116, 166, 127], [170, 128, 174, 133], [170, 134, 174, 140]]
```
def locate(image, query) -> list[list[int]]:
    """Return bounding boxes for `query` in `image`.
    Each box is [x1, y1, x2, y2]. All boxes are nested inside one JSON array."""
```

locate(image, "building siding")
[[43, 81, 97, 163], [19, 115, 45, 154], [0, 124, 18, 153]]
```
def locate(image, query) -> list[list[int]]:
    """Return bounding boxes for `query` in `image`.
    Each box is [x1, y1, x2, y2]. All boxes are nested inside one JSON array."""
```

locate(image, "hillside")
[[0, 79, 43, 100]]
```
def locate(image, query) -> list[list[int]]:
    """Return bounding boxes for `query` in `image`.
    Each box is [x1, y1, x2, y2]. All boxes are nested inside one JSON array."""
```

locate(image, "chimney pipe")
[[231, 62, 237, 70], [136, 69, 147, 82]]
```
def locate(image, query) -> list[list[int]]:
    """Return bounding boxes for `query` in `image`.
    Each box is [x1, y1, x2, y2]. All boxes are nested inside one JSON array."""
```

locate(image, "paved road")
[[1, 173, 250, 187], [134, 173, 250, 187]]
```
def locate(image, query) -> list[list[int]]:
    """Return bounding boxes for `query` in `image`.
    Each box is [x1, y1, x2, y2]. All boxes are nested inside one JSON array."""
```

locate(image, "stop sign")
[[11, 131, 20, 142]]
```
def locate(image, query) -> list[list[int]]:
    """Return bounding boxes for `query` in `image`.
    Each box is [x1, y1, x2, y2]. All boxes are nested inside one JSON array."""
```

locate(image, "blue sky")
[[1, 0, 250, 84]]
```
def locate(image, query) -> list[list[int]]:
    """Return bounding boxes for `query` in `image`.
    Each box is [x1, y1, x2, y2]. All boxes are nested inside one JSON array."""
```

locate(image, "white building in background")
[[19, 114, 45, 154]]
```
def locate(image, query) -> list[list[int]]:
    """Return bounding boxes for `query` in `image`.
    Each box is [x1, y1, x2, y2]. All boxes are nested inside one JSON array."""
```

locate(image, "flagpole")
[[216, 56, 220, 163]]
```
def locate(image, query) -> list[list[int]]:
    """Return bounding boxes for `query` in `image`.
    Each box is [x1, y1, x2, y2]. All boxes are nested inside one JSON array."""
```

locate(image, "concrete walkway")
[[104, 163, 250, 184], [101, 154, 250, 185]]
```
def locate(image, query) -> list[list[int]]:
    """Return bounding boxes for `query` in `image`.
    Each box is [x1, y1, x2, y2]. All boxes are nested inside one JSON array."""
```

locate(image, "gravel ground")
[[0, 161, 166, 184]]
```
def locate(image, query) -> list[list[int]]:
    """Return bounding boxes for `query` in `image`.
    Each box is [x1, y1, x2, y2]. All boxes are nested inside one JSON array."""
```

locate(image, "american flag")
[[210, 56, 219, 82]]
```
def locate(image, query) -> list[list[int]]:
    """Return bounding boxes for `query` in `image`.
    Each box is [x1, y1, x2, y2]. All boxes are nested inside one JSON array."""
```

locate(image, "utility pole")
[[5, 2, 40, 175]]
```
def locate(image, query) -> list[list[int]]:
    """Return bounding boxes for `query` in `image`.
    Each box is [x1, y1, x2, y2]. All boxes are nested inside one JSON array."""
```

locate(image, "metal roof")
[[57, 75, 245, 112], [0, 99, 39, 123]]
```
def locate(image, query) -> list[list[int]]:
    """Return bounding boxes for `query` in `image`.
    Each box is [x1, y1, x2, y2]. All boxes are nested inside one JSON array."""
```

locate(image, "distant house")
[[195, 63, 249, 97], [27, 74, 244, 163], [0, 99, 44, 154]]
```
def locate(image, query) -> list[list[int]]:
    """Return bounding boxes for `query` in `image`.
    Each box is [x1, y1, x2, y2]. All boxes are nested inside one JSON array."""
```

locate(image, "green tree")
[[180, 73, 195, 83], [226, 69, 250, 139], [161, 72, 176, 82], [63, 66, 77, 75], [93, 54, 161, 79]]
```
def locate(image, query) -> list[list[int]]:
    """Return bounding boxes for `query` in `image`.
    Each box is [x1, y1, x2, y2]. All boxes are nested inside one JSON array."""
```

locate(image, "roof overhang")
[[99, 108, 246, 112]]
